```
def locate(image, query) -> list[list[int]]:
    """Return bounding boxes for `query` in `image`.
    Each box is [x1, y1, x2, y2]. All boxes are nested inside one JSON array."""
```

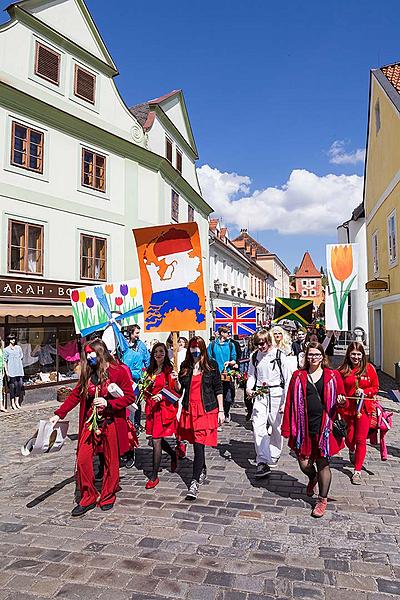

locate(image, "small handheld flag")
[[160, 388, 180, 404]]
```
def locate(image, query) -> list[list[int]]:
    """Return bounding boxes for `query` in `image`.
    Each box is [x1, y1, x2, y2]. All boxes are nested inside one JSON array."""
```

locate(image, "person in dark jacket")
[[175, 336, 224, 501]]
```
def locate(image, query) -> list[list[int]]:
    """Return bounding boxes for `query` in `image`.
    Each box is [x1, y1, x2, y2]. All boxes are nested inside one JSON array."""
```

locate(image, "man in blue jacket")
[[128, 325, 150, 432], [208, 326, 237, 422]]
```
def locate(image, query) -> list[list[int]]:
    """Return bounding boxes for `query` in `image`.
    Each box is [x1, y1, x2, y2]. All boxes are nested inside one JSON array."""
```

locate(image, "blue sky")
[[2, 0, 400, 270]]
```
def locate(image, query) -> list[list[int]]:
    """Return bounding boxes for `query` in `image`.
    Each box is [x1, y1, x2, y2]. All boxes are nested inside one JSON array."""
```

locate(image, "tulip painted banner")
[[326, 244, 359, 331], [70, 280, 144, 337], [133, 223, 206, 333]]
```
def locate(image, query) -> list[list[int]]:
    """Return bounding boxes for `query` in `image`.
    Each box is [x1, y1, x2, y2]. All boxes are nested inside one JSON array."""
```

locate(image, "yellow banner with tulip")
[[70, 279, 143, 336], [325, 244, 359, 331]]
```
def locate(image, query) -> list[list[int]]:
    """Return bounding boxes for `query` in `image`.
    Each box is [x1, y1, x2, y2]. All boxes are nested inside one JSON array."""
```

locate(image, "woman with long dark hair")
[[49, 339, 134, 516], [282, 342, 346, 518], [338, 342, 379, 485], [176, 336, 224, 500], [144, 342, 179, 489]]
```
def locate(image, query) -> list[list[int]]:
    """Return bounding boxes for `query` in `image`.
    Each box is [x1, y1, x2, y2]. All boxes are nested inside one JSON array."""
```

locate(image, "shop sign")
[[0, 277, 83, 303]]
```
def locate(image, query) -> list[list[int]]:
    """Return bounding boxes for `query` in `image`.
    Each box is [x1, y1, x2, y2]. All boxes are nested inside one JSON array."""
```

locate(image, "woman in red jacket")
[[338, 342, 379, 485], [49, 339, 134, 517], [144, 342, 179, 490], [282, 342, 346, 518]]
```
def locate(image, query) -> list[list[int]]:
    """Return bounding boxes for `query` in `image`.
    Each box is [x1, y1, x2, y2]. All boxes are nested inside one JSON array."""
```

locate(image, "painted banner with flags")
[[273, 297, 313, 326], [214, 306, 257, 336]]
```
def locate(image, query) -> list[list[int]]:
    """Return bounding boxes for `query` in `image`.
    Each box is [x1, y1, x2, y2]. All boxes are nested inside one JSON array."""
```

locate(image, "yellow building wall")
[[365, 74, 400, 376]]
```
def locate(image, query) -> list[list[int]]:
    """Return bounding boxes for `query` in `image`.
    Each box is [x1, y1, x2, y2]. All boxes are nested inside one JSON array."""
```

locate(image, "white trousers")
[[252, 392, 284, 465]]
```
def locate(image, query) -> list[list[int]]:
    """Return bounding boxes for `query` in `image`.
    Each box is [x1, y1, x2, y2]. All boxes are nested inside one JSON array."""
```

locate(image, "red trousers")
[[77, 423, 119, 507], [344, 411, 371, 471]]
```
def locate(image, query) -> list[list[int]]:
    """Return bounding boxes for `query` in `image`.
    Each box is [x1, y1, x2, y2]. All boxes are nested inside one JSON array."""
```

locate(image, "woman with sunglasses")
[[282, 342, 346, 518], [144, 342, 179, 489], [49, 339, 135, 516], [338, 342, 379, 485], [176, 337, 224, 500]]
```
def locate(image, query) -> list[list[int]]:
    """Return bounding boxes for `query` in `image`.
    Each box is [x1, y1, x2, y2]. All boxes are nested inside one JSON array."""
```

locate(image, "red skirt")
[[178, 373, 218, 447]]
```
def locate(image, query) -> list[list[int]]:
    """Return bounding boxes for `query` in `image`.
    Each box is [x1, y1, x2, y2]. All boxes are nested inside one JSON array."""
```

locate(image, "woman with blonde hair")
[[271, 326, 293, 356]]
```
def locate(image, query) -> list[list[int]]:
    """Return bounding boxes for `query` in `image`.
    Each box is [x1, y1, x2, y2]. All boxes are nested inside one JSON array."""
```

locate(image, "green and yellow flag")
[[273, 297, 313, 326]]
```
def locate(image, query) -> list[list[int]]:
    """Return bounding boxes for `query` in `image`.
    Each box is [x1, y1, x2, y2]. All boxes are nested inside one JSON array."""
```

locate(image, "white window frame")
[[310, 279, 315, 286], [310, 290, 316, 296], [372, 230, 379, 274], [302, 279, 307, 286], [302, 290, 307, 296], [387, 209, 398, 267]]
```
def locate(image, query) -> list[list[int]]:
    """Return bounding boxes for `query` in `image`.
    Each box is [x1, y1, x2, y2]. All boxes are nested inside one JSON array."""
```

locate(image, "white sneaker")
[[225, 414, 231, 423], [199, 468, 207, 485], [186, 480, 199, 500], [268, 458, 280, 468]]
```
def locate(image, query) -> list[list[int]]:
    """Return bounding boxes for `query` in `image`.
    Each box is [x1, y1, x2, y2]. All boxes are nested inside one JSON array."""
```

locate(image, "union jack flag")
[[214, 306, 257, 336]]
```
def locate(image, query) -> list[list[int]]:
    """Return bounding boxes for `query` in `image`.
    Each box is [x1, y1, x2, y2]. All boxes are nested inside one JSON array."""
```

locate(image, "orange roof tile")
[[295, 252, 321, 278], [381, 63, 400, 93]]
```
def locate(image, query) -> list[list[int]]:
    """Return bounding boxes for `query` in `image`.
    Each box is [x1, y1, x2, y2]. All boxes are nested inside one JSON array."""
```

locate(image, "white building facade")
[[0, 0, 212, 392]]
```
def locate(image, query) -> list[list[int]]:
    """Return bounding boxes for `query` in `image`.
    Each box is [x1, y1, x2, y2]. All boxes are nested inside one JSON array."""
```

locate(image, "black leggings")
[[298, 457, 331, 498], [193, 442, 206, 482], [9, 376, 23, 400], [150, 438, 175, 481]]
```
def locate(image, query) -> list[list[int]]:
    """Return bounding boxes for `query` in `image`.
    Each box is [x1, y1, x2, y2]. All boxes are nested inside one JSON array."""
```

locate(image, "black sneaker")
[[125, 451, 135, 469], [100, 503, 114, 511], [119, 456, 127, 468], [71, 503, 96, 517], [186, 480, 199, 500], [255, 463, 270, 479]]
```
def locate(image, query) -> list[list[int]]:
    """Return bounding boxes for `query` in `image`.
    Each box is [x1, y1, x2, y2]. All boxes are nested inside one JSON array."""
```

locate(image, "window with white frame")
[[302, 279, 307, 286], [387, 209, 397, 266], [310, 279, 315, 286], [372, 231, 379, 273], [310, 290, 316, 296], [302, 290, 307, 296]]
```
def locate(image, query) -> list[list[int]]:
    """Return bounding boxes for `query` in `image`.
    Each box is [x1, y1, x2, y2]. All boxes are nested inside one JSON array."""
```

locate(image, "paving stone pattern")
[[0, 373, 400, 599]]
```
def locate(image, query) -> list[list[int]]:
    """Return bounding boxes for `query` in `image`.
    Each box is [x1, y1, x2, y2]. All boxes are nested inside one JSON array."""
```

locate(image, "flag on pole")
[[214, 306, 257, 336], [273, 297, 313, 326]]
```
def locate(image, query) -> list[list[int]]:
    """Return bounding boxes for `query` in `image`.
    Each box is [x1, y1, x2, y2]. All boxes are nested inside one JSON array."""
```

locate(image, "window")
[[176, 149, 182, 174], [387, 210, 397, 266], [166, 137, 173, 163], [188, 205, 194, 222], [302, 279, 307, 286], [8, 220, 44, 275], [310, 290, 316, 296], [171, 189, 179, 222], [82, 148, 106, 192], [302, 290, 308, 296], [80, 234, 107, 280], [375, 99, 381, 134], [310, 279, 315, 286], [35, 42, 60, 85], [74, 65, 96, 104], [372, 231, 379, 273], [11, 122, 44, 173]]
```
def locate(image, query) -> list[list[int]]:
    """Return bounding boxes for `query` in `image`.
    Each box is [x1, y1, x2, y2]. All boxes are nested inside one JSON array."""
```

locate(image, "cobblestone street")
[[1, 380, 400, 600]]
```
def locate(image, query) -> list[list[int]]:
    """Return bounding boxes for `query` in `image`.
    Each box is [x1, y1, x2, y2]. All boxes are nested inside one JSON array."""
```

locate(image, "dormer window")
[[74, 65, 96, 104], [165, 137, 173, 163], [35, 42, 60, 85], [176, 149, 182, 174]]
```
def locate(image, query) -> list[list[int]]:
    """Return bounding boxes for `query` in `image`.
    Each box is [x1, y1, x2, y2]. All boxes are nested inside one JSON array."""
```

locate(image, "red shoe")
[[145, 477, 159, 489], [306, 476, 318, 497], [176, 442, 187, 459], [311, 497, 328, 518]]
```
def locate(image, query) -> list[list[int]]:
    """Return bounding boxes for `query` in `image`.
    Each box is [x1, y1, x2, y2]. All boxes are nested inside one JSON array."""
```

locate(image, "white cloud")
[[328, 140, 365, 165], [197, 164, 363, 235]]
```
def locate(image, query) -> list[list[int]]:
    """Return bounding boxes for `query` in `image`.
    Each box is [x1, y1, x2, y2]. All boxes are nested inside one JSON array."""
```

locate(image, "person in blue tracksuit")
[[207, 326, 237, 422]]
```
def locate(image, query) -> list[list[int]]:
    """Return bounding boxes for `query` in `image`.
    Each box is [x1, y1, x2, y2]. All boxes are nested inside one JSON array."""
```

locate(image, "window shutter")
[[35, 43, 60, 85], [75, 66, 96, 103]]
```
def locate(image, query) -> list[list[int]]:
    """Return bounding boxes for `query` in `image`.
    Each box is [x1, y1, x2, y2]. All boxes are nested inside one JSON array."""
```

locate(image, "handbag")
[[307, 374, 347, 440]]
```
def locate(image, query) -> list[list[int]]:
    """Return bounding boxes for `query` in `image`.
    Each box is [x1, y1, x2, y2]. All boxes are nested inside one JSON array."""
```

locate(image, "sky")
[[3, 0, 400, 270]]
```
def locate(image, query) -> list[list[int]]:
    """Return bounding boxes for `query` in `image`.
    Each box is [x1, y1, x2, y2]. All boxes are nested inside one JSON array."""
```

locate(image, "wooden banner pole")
[[173, 331, 178, 371]]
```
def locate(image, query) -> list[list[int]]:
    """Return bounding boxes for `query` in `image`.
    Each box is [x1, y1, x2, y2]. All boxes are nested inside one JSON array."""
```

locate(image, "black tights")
[[298, 457, 331, 498], [150, 438, 175, 481], [193, 442, 206, 482]]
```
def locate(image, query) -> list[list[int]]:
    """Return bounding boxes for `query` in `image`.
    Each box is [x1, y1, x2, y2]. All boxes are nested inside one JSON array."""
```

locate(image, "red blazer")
[[340, 363, 379, 417], [282, 368, 346, 458], [55, 363, 135, 455]]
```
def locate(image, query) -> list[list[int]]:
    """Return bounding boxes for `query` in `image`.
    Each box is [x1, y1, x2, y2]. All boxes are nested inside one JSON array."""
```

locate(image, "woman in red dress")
[[176, 336, 224, 501], [338, 342, 379, 485], [144, 342, 179, 489], [282, 342, 347, 518], [49, 340, 134, 517]]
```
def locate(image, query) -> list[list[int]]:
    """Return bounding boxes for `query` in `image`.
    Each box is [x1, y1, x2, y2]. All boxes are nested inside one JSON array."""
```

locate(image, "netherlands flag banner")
[[214, 306, 257, 336], [160, 388, 180, 404]]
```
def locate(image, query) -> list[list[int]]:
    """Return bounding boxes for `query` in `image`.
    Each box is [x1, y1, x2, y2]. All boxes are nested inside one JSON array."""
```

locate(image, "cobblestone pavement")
[[1, 376, 400, 600]]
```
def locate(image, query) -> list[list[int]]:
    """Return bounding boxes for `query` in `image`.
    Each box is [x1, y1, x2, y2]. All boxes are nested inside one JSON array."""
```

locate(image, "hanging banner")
[[133, 223, 206, 333], [70, 280, 143, 337], [325, 244, 359, 331]]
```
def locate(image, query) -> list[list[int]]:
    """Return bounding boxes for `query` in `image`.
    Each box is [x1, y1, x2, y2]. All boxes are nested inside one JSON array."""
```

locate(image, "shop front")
[[0, 277, 83, 394]]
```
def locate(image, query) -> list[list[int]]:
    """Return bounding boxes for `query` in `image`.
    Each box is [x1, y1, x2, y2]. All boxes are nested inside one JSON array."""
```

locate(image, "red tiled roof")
[[232, 229, 270, 254], [381, 63, 400, 93], [129, 91, 181, 132], [148, 90, 181, 105], [295, 252, 321, 278]]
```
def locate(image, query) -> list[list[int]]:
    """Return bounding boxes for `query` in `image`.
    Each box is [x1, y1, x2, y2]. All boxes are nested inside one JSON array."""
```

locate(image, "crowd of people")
[[48, 322, 383, 519]]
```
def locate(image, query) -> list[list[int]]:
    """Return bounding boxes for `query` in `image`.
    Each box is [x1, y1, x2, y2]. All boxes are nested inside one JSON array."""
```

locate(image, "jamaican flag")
[[273, 297, 313, 326]]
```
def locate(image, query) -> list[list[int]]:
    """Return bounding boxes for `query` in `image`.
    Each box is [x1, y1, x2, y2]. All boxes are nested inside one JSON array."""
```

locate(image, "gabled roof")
[[295, 252, 321, 279], [7, 0, 118, 75], [130, 89, 198, 159], [232, 229, 270, 254], [372, 62, 400, 117], [381, 63, 400, 94]]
